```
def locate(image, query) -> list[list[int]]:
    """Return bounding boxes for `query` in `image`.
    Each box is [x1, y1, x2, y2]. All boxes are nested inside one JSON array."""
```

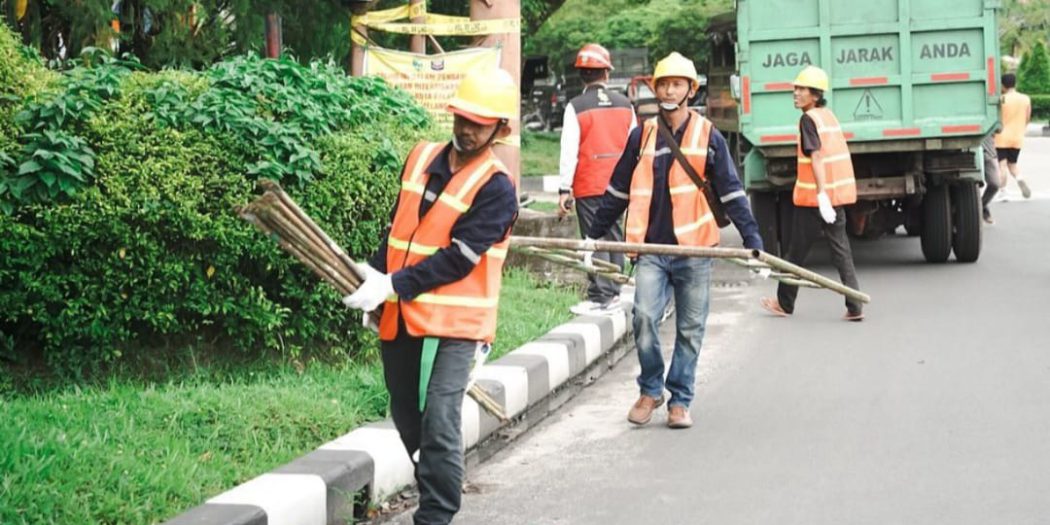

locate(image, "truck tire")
[[951, 181, 982, 263], [750, 192, 779, 255], [921, 184, 952, 263]]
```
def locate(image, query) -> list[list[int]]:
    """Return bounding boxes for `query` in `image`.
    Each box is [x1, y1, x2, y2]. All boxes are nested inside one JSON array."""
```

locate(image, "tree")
[[998, 0, 1050, 58], [1018, 40, 1050, 94]]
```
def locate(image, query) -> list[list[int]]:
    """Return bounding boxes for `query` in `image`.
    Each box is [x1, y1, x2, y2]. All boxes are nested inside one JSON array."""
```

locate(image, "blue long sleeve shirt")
[[586, 114, 764, 251], [369, 143, 519, 299]]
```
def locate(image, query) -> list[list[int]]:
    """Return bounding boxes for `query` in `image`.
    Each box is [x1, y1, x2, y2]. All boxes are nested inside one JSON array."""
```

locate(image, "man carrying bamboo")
[[342, 67, 518, 525], [583, 52, 764, 429]]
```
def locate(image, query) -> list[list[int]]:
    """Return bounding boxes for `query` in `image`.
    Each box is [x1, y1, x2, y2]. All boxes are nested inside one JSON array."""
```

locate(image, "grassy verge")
[[0, 269, 579, 525], [521, 131, 561, 177]]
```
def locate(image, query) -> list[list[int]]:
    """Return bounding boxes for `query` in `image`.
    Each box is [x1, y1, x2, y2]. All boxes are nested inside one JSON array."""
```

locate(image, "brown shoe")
[[667, 405, 693, 429], [627, 394, 664, 425], [843, 310, 864, 322], [760, 297, 789, 317]]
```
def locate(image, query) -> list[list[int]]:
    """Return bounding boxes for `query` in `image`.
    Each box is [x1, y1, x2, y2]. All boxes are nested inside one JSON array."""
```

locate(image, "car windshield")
[[636, 83, 655, 99]]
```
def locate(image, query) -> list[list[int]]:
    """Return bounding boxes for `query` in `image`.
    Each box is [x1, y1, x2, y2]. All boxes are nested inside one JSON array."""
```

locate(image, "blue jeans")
[[632, 255, 713, 408]]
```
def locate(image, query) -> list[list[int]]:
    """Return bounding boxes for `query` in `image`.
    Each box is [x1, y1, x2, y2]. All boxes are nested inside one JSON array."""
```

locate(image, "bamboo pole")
[[510, 236, 870, 304], [239, 185, 509, 421]]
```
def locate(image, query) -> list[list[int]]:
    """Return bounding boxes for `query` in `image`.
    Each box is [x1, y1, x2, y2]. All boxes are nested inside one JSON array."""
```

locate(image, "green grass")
[[525, 200, 560, 213], [521, 131, 561, 177], [0, 269, 579, 525]]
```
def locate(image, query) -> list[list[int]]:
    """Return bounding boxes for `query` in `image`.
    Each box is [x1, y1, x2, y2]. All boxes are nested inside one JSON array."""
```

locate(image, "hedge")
[[1031, 94, 1050, 121], [0, 23, 435, 379]]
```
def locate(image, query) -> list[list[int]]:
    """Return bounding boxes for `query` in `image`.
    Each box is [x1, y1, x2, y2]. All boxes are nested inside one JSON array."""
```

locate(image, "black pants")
[[575, 195, 624, 303], [777, 206, 863, 315], [381, 330, 476, 525]]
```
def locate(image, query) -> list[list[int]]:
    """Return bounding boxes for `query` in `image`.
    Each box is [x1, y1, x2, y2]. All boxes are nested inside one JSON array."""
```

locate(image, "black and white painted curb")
[[163, 301, 632, 525]]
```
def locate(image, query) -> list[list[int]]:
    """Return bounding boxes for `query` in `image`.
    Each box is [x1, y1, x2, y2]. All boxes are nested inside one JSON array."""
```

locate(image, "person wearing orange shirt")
[[994, 73, 1032, 199]]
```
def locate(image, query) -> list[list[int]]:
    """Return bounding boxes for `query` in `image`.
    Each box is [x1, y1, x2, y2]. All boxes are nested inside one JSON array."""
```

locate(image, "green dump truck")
[[707, 0, 1000, 262]]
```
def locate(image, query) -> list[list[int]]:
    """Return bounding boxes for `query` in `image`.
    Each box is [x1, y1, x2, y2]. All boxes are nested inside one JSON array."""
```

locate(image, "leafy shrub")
[[0, 36, 434, 376], [1031, 94, 1050, 120], [1018, 41, 1050, 95]]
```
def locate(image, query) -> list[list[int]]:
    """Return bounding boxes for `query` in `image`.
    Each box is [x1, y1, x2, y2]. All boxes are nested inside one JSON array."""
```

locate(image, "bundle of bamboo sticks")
[[237, 179, 509, 422]]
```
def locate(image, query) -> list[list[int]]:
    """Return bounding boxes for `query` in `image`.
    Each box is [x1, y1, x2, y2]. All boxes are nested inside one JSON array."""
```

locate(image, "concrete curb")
[[162, 302, 634, 525]]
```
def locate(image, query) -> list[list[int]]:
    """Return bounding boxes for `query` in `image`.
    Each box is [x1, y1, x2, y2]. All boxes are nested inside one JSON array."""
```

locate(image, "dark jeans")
[[777, 206, 863, 315], [381, 331, 476, 525], [575, 195, 624, 302], [981, 134, 1000, 211]]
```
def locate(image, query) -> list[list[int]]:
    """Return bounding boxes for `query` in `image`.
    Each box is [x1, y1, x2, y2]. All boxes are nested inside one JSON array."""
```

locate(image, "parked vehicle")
[[708, 0, 999, 262]]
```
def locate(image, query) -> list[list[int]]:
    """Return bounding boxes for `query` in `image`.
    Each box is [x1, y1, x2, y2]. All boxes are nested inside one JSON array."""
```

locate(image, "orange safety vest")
[[625, 112, 720, 255], [794, 107, 857, 207], [378, 142, 513, 343]]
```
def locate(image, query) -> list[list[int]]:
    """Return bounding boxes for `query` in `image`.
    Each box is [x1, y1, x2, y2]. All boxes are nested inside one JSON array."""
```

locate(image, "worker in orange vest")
[[584, 52, 764, 429], [761, 66, 863, 321], [343, 67, 518, 525], [994, 73, 1032, 200], [558, 43, 636, 316]]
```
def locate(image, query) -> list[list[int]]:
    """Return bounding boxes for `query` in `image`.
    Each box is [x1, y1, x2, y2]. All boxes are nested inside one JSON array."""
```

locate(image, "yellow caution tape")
[[366, 17, 519, 36], [16, 0, 28, 20]]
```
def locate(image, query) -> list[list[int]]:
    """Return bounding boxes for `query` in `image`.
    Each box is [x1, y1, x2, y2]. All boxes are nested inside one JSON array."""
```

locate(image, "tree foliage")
[[1018, 40, 1050, 94], [525, 0, 731, 76], [998, 0, 1050, 58]]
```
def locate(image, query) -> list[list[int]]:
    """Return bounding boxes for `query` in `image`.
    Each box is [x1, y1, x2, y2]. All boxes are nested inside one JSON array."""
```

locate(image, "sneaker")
[[1018, 179, 1032, 199], [760, 297, 790, 317], [627, 394, 664, 425], [569, 300, 599, 316], [667, 405, 693, 429], [982, 208, 995, 225], [596, 296, 622, 315]]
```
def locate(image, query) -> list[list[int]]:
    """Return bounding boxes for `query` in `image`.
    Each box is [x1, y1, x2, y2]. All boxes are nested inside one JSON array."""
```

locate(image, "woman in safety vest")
[[760, 65, 864, 321], [343, 67, 518, 525]]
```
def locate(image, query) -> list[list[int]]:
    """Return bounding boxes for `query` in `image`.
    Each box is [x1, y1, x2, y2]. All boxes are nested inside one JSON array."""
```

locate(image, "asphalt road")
[[453, 138, 1050, 525]]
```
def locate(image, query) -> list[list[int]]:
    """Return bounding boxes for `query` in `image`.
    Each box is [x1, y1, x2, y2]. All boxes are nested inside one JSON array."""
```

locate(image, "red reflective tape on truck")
[[764, 82, 793, 91], [883, 128, 921, 137], [760, 134, 797, 143], [987, 57, 997, 96], [941, 124, 981, 134], [743, 76, 751, 114], [843, 132, 855, 140], [850, 77, 888, 86], [931, 72, 970, 82]]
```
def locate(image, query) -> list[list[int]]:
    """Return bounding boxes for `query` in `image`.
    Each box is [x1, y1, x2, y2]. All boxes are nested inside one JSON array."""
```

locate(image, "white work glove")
[[580, 237, 597, 269], [342, 263, 393, 312], [750, 267, 772, 280], [817, 192, 837, 224]]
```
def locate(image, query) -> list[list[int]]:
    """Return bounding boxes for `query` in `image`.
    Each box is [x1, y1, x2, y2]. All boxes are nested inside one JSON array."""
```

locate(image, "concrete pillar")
[[471, 0, 521, 185]]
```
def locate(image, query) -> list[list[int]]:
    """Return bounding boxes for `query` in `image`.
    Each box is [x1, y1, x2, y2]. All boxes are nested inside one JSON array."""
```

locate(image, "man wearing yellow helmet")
[[585, 52, 764, 429], [343, 67, 518, 524], [760, 65, 863, 321]]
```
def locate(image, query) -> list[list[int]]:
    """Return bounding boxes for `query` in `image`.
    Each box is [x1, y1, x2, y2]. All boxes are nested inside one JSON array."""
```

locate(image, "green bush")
[[1018, 41, 1050, 95], [0, 31, 434, 377], [1031, 94, 1050, 120]]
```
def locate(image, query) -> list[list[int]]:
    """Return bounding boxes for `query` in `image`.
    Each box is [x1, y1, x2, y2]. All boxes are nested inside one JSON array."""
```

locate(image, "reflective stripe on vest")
[[624, 112, 719, 255], [379, 141, 513, 343], [794, 107, 857, 207]]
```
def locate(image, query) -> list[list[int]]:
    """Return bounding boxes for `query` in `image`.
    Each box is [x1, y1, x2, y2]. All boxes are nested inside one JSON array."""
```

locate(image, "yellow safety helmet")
[[793, 66, 829, 92], [653, 52, 699, 90], [447, 67, 518, 125]]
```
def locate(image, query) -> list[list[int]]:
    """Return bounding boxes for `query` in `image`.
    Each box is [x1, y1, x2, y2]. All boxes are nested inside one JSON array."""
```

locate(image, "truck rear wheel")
[[921, 184, 952, 263], [951, 182, 982, 263]]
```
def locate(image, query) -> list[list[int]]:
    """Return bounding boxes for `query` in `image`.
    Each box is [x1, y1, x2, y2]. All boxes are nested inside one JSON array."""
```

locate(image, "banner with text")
[[363, 46, 501, 131]]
